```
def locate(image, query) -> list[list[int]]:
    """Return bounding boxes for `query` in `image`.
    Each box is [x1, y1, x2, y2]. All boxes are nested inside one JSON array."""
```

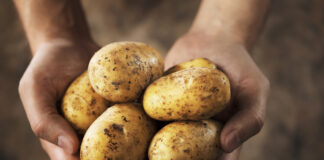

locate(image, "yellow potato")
[[143, 67, 230, 121], [149, 120, 222, 160], [164, 58, 217, 75], [80, 103, 157, 160], [61, 71, 110, 134], [88, 42, 164, 103]]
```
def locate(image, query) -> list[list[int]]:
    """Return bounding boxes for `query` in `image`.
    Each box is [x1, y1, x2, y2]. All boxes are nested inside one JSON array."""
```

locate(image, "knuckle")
[[31, 119, 47, 138], [18, 76, 28, 95], [261, 74, 270, 92], [246, 74, 270, 97], [253, 114, 264, 133], [239, 78, 258, 92], [18, 73, 36, 95]]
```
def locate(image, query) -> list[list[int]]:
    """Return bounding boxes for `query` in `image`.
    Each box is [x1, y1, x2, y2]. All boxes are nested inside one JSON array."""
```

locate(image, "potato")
[[80, 103, 157, 160], [164, 58, 216, 75], [149, 120, 222, 160], [88, 42, 164, 103], [143, 67, 230, 121], [61, 71, 110, 134]]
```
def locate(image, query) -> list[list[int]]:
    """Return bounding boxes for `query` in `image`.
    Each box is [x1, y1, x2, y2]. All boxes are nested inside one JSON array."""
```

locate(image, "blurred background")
[[0, 0, 323, 159]]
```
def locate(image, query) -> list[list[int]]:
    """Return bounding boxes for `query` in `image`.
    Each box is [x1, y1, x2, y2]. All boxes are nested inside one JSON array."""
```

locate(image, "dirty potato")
[[61, 71, 110, 134], [143, 67, 230, 121], [88, 42, 164, 103], [164, 58, 217, 75], [149, 120, 222, 160], [80, 103, 157, 160]]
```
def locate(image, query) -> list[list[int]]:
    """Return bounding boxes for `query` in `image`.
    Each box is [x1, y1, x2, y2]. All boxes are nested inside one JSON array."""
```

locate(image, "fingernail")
[[226, 131, 241, 152], [58, 136, 74, 154]]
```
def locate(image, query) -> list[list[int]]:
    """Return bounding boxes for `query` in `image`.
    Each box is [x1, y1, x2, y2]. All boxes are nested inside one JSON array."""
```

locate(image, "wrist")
[[30, 32, 94, 53], [184, 29, 249, 50], [165, 29, 251, 70], [187, 27, 250, 50], [33, 37, 99, 58]]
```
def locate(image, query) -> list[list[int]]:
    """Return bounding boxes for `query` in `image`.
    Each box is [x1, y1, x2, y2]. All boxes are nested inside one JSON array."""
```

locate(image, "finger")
[[220, 103, 264, 153], [40, 139, 80, 160], [19, 72, 79, 154], [220, 79, 268, 152], [219, 146, 241, 160]]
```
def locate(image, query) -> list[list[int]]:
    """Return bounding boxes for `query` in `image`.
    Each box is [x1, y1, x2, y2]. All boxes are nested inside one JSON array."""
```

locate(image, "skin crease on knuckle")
[[253, 113, 264, 134], [31, 117, 48, 139], [18, 66, 36, 97], [18, 78, 27, 98], [41, 140, 79, 160], [18, 73, 45, 139], [31, 109, 60, 140]]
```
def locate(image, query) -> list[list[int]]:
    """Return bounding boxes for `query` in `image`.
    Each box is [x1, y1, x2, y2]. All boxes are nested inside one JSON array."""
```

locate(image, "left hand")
[[165, 32, 270, 160]]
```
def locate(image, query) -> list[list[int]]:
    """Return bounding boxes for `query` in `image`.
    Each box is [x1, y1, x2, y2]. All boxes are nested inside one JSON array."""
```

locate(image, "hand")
[[18, 38, 99, 160], [165, 32, 270, 160], [40, 140, 79, 160]]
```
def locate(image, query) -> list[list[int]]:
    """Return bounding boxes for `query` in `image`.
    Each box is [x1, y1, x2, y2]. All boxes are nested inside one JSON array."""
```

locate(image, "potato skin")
[[143, 67, 231, 121], [164, 58, 217, 75], [149, 120, 222, 160], [80, 103, 157, 160], [61, 71, 110, 134], [88, 42, 164, 103]]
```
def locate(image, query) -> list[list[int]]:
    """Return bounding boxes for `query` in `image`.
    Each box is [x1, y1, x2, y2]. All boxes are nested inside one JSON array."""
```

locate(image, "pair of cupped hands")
[[19, 32, 269, 160]]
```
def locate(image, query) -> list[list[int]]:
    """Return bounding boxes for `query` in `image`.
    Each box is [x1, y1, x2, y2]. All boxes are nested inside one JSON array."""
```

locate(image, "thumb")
[[19, 75, 79, 154], [40, 139, 80, 160], [220, 78, 269, 152], [220, 107, 264, 152]]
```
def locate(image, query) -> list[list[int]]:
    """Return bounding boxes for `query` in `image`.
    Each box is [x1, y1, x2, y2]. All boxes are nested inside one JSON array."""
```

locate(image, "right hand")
[[18, 38, 99, 160], [41, 140, 79, 160], [165, 32, 270, 159]]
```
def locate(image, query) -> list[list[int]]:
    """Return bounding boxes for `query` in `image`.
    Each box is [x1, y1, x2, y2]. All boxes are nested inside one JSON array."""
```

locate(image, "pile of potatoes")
[[61, 41, 231, 160]]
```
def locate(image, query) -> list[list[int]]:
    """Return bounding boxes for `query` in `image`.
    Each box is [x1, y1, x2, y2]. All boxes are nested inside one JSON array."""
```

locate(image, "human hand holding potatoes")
[[18, 39, 99, 160], [28, 38, 266, 159], [164, 32, 270, 159], [60, 41, 233, 159]]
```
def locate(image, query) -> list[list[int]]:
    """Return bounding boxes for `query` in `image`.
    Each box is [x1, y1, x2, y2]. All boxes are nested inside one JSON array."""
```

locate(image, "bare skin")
[[165, 31, 269, 159], [14, 0, 96, 159], [14, 0, 270, 159], [166, 1, 271, 159]]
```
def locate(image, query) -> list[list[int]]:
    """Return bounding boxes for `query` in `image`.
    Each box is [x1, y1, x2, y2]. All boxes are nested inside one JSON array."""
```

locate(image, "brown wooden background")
[[0, 0, 323, 159]]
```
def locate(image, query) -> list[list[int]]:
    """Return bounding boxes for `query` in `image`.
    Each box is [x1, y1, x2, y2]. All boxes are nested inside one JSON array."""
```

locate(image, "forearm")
[[13, 0, 92, 53], [190, 0, 271, 49]]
